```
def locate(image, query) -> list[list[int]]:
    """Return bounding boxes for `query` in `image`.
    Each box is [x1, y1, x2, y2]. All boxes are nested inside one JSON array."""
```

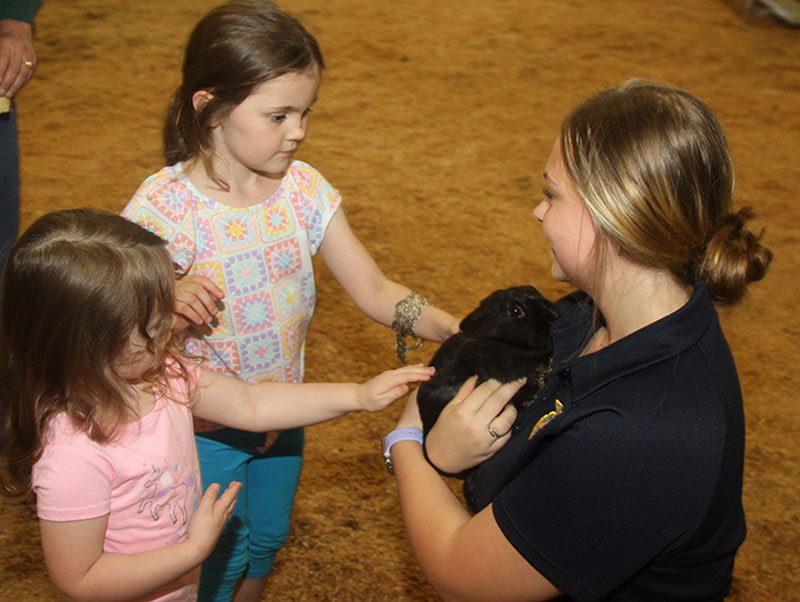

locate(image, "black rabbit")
[[416, 285, 558, 511]]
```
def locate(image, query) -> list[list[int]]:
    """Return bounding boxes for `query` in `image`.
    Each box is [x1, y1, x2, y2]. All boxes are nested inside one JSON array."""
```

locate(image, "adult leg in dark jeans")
[[0, 101, 20, 453]]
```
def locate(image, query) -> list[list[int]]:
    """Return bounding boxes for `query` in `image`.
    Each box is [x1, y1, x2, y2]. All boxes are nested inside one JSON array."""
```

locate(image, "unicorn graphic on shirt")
[[137, 464, 197, 526]]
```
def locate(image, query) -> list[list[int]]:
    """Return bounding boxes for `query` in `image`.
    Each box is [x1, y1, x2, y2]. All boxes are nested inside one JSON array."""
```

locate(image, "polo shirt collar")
[[551, 283, 715, 403]]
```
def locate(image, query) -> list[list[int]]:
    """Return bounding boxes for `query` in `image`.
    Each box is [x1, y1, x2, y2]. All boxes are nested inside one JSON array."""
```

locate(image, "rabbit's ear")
[[459, 306, 487, 334]]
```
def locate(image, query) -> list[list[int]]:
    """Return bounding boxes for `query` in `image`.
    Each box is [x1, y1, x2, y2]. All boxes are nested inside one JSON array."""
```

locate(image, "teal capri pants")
[[195, 427, 304, 602]]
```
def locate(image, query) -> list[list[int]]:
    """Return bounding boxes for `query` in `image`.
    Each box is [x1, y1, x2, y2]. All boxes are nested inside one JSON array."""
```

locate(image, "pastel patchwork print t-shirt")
[[122, 161, 342, 431], [32, 361, 202, 602]]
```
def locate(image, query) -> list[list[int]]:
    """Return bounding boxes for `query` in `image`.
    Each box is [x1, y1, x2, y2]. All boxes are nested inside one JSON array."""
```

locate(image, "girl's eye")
[[270, 113, 287, 123]]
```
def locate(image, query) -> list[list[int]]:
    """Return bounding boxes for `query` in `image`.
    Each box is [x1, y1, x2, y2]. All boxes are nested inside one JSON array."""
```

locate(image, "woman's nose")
[[533, 200, 547, 222]]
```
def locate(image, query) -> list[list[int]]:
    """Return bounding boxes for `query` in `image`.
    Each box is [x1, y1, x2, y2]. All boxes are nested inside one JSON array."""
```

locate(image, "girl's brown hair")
[[0, 209, 186, 497], [163, 0, 325, 188], [560, 79, 772, 305]]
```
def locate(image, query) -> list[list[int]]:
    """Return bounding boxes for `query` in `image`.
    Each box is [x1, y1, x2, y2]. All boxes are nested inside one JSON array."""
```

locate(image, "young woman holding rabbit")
[[383, 79, 772, 601]]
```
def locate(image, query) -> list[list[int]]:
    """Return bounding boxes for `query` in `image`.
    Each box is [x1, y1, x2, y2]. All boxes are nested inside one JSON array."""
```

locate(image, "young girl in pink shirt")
[[0, 208, 432, 602]]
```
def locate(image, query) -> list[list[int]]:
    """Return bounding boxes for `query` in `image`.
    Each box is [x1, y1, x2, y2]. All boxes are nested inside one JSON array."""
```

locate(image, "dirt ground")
[[1, 0, 798, 600]]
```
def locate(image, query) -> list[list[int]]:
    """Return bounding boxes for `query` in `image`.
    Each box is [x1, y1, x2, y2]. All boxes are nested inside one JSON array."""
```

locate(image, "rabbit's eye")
[[508, 305, 526, 319]]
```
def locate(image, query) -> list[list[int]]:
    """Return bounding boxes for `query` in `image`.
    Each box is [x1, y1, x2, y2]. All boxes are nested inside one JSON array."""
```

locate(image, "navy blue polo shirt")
[[473, 284, 746, 601]]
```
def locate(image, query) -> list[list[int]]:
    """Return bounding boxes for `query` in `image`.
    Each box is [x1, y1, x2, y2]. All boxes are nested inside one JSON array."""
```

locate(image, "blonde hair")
[[560, 79, 771, 304], [0, 209, 188, 497]]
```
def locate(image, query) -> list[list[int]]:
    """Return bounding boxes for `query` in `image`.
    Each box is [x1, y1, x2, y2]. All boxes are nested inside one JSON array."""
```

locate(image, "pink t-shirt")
[[32, 363, 202, 602]]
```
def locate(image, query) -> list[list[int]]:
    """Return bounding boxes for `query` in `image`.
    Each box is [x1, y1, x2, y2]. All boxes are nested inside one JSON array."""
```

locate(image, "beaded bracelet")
[[391, 291, 432, 363]]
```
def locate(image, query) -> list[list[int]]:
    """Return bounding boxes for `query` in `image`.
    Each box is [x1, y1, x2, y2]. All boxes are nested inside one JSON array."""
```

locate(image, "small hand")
[[424, 377, 523, 474], [0, 19, 36, 98], [174, 275, 224, 332], [357, 364, 435, 412], [185, 481, 241, 559]]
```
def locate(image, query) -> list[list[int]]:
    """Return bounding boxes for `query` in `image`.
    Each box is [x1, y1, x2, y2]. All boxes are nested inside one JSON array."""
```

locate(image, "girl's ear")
[[192, 90, 216, 117]]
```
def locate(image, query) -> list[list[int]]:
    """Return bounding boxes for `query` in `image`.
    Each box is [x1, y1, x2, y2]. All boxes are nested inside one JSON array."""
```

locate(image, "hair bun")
[[699, 206, 773, 305]]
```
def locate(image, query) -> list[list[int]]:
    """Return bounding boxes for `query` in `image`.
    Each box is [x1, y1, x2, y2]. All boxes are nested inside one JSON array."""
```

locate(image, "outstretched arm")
[[191, 364, 434, 431], [389, 387, 562, 601], [318, 208, 460, 343], [39, 481, 240, 602]]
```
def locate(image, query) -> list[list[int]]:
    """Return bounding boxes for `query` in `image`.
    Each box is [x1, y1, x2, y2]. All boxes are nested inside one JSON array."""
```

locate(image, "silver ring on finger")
[[487, 424, 500, 439]]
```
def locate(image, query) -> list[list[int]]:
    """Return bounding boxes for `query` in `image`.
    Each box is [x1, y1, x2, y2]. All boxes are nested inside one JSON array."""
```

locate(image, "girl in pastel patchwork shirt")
[[0, 208, 433, 602], [121, 2, 459, 601]]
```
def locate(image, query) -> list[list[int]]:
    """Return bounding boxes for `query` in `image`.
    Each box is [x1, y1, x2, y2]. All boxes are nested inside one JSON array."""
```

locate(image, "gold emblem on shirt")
[[529, 400, 563, 440]]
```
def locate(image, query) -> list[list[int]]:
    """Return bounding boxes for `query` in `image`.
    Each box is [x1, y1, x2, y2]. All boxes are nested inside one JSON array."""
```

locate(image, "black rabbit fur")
[[416, 285, 558, 511]]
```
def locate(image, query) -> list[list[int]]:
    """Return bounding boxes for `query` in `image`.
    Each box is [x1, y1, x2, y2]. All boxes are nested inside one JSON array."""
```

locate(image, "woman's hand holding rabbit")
[[419, 377, 523, 475]]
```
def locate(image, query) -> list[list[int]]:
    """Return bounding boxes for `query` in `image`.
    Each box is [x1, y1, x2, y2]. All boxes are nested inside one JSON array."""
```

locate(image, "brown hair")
[[560, 79, 772, 305], [163, 0, 325, 188], [0, 209, 187, 497]]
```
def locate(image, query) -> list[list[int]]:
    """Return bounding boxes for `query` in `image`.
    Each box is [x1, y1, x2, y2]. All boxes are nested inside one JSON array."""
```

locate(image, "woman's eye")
[[508, 305, 525, 319], [542, 188, 555, 200]]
